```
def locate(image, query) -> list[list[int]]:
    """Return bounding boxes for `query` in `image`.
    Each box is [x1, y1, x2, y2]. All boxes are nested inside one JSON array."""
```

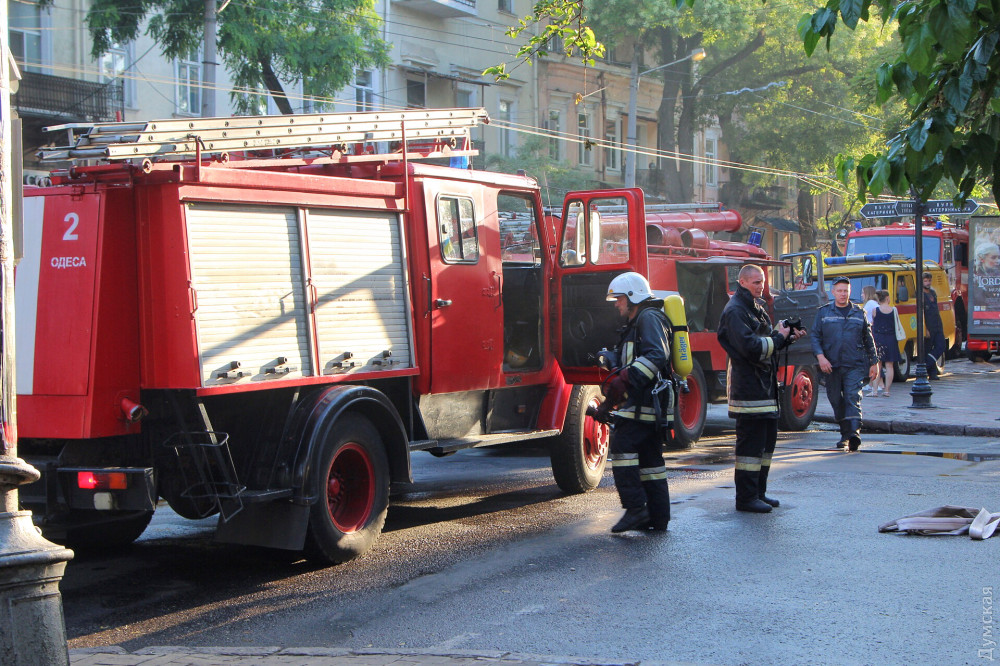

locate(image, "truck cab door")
[[552, 189, 648, 384]]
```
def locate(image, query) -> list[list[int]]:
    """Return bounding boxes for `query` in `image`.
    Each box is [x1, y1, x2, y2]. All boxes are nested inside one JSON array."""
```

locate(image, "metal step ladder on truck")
[[552, 204, 821, 435], [845, 217, 970, 357], [14, 107, 711, 563], [773, 250, 957, 382]]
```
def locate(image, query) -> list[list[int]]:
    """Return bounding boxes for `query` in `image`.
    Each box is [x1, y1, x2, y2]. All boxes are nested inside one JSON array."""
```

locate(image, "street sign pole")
[[909, 192, 933, 408]]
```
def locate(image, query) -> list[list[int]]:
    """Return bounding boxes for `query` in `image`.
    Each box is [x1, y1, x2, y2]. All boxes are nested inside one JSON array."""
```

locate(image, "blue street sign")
[[859, 199, 978, 218]]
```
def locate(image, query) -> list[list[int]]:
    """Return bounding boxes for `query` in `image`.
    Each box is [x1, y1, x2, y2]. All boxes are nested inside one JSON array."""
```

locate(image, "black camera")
[[783, 316, 803, 333]]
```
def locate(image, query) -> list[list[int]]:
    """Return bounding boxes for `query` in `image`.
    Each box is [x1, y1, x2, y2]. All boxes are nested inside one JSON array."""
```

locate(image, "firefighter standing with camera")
[[717, 265, 805, 513], [599, 272, 673, 533]]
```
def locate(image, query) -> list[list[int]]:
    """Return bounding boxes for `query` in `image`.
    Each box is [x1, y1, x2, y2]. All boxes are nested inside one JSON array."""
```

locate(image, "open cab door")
[[552, 189, 648, 384]]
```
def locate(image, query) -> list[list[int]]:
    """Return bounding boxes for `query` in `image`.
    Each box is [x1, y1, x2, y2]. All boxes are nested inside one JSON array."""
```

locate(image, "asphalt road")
[[59, 423, 1000, 665]]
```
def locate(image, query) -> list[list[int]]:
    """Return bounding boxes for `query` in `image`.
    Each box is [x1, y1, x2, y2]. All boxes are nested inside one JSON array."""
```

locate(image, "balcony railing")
[[15, 71, 123, 123]]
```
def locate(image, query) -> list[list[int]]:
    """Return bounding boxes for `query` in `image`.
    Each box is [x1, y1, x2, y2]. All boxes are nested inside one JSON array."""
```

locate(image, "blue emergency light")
[[854, 221, 862, 231], [824, 253, 893, 265], [935, 219, 943, 230]]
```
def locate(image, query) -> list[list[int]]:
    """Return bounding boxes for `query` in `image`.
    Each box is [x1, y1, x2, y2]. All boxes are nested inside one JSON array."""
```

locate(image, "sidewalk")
[[69, 646, 710, 666], [811, 356, 1000, 437]]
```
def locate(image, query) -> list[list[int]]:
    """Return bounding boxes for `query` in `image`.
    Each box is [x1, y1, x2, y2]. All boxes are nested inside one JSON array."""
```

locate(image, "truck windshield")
[[846, 236, 942, 262]]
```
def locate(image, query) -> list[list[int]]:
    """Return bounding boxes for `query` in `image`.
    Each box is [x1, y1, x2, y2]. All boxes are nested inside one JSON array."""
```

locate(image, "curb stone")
[[71, 647, 720, 666]]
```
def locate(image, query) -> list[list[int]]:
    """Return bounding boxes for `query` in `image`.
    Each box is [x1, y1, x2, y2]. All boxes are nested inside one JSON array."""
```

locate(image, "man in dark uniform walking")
[[812, 276, 879, 450], [922, 272, 947, 379], [601, 272, 673, 533], [717, 265, 805, 513]]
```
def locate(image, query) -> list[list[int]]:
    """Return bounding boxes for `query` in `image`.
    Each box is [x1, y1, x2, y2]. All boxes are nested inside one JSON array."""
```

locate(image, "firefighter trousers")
[[609, 417, 670, 526], [734, 417, 778, 504]]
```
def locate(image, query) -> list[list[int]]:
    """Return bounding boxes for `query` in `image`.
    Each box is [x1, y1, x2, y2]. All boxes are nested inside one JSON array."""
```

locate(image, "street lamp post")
[[624, 47, 706, 189]]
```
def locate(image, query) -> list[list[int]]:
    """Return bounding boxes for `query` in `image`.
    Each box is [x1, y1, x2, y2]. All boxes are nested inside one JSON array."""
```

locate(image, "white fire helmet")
[[606, 272, 654, 304]]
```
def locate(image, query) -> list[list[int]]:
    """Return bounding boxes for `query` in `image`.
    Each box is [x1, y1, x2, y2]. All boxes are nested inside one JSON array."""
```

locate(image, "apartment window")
[[546, 32, 564, 55], [9, 1, 42, 72], [355, 70, 374, 111], [498, 99, 515, 158], [175, 49, 202, 115], [407, 78, 425, 109], [704, 137, 718, 187], [456, 87, 475, 108], [604, 119, 621, 172], [99, 42, 136, 108], [577, 111, 592, 166], [546, 110, 561, 161], [499, 0, 514, 13]]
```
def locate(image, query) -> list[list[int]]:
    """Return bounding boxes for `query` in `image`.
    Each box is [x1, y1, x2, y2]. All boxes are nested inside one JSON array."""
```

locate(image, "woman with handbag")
[[870, 290, 903, 396]]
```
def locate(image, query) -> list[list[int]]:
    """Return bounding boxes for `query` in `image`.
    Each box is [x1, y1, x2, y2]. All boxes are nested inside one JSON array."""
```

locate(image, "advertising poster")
[[968, 216, 1000, 336]]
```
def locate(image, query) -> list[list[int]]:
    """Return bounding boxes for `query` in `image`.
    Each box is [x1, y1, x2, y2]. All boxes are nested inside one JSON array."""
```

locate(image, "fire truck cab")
[[15, 109, 670, 563]]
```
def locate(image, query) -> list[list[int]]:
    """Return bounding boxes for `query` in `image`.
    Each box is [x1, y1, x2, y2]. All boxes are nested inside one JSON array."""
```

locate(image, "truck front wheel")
[[304, 414, 389, 565], [778, 365, 818, 431], [549, 384, 609, 493]]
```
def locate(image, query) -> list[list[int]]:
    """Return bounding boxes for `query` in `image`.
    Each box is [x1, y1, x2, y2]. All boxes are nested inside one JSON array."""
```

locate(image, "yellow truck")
[[772, 251, 956, 380]]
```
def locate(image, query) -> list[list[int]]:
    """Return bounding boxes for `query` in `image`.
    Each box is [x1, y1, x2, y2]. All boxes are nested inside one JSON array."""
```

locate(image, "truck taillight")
[[77, 471, 128, 490]]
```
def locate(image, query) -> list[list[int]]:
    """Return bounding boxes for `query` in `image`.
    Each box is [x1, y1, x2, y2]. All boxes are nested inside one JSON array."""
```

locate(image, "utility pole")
[[624, 48, 705, 189], [0, 18, 74, 666], [202, 0, 218, 117]]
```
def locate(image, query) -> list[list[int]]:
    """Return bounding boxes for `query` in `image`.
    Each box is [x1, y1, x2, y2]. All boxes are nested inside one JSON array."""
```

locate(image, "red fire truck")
[[845, 219, 970, 353], [14, 108, 814, 563]]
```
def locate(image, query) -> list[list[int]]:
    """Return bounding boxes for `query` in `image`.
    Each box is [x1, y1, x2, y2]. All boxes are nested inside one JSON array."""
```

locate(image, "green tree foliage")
[[485, 137, 600, 208], [796, 0, 999, 204], [80, 0, 389, 115]]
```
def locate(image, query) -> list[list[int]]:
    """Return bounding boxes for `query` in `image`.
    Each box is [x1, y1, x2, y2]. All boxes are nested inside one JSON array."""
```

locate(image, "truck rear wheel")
[[671, 359, 707, 448], [304, 414, 389, 565], [549, 385, 609, 493], [779, 365, 818, 431]]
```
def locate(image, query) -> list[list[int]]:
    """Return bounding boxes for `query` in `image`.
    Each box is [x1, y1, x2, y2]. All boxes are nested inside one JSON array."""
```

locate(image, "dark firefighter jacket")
[[717, 284, 790, 419], [612, 300, 671, 422], [811, 301, 877, 369]]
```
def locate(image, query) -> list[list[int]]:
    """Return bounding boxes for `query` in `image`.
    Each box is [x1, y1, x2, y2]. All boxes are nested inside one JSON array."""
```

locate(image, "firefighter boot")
[[642, 478, 671, 531], [611, 506, 650, 533], [758, 464, 779, 508], [847, 419, 862, 452], [735, 468, 771, 513]]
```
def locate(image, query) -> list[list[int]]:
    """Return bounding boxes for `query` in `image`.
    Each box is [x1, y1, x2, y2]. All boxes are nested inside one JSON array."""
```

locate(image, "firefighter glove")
[[603, 372, 629, 406]]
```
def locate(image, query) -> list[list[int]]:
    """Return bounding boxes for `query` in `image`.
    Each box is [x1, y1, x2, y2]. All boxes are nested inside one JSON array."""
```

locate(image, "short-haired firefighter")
[[717, 264, 805, 513], [601, 272, 672, 533]]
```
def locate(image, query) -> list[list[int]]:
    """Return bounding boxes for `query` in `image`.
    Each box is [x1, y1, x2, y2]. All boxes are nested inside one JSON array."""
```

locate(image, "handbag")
[[893, 307, 906, 341]]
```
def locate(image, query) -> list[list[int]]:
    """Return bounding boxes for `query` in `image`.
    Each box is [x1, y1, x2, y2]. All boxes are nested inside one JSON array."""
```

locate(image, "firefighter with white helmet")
[[601, 271, 672, 533]]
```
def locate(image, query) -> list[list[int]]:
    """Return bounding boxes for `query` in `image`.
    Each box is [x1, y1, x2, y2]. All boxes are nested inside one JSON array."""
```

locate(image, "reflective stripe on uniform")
[[622, 341, 635, 365], [761, 453, 773, 467], [631, 355, 658, 380], [759, 335, 775, 361], [640, 465, 667, 481], [612, 405, 658, 422], [610, 453, 639, 467], [735, 456, 762, 472], [727, 398, 778, 415]]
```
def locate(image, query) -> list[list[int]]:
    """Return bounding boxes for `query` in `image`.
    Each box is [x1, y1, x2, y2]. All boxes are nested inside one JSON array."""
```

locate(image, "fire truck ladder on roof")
[[37, 107, 490, 163]]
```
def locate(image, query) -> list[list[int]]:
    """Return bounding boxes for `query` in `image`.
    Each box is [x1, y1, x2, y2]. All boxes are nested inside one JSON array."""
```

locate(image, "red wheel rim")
[[583, 397, 610, 470], [678, 372, 702, 429], [325, 442, 375, 533], [789, 369, 814, 417]]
